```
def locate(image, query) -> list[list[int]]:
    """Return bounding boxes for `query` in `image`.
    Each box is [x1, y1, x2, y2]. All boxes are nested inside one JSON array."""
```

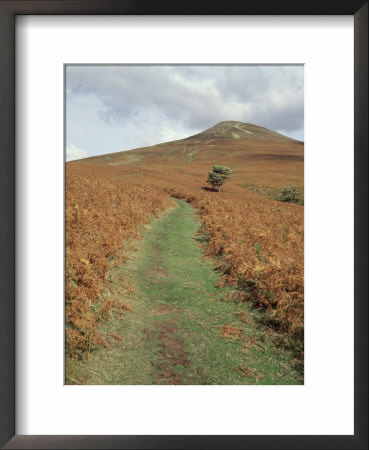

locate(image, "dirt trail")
[[66, 199, 302, 385]]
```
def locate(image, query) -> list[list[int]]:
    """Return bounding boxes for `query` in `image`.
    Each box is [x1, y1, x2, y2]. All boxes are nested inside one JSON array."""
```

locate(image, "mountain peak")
[[75, 120, 303, 166], [213, 120, 243, 129], [196, 121, 302, 144]]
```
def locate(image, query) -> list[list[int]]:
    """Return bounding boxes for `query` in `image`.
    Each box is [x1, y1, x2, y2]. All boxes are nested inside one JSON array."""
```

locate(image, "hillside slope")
[[70, 121, 304, 191], [66, 121, 304, 366], [74, 121, 303, 166]]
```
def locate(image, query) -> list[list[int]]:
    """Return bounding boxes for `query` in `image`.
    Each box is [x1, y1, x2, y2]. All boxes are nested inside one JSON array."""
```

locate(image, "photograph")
[[65, 64, 304, 385]]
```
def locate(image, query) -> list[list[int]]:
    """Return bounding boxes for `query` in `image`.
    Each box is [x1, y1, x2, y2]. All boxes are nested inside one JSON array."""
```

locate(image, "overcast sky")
[[66, 65, 304, 161]]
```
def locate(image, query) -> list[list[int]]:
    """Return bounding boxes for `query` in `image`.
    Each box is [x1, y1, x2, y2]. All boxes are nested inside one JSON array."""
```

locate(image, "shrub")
[[277, 186, 304, 205]]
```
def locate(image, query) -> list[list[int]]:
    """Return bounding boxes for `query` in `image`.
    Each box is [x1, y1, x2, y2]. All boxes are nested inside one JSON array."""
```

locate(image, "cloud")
[[66, 142, 88, 161], [66, 65, 304, 157]]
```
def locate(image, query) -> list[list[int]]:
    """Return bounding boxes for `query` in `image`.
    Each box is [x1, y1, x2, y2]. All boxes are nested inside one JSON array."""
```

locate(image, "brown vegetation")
[[65, 167, 172, 357], [66, 122, 304, 359]]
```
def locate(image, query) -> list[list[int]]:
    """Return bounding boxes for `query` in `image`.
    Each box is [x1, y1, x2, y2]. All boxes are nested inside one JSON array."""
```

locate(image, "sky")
[[66, 65, 304, 161]]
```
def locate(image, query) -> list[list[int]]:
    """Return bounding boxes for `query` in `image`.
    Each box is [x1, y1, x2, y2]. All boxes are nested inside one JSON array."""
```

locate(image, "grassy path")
[[66, 199, 302, 385]]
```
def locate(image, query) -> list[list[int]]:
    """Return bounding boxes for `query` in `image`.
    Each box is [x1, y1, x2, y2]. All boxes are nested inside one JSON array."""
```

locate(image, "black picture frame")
[[0, 1, 367, 449]]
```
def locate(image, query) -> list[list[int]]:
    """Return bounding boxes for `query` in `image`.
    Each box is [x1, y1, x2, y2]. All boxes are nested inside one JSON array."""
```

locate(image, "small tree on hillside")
[[207, 165, 232, 193]]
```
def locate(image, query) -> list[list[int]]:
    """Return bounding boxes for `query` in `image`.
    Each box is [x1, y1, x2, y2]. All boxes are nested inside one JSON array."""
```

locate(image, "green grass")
[[242, 183, 304, 205], [187, 150, 198, 163], [66, 199, 303, 385]]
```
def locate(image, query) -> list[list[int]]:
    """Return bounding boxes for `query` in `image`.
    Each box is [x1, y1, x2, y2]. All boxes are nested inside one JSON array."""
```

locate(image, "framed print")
[[0, 1, 367, 449]]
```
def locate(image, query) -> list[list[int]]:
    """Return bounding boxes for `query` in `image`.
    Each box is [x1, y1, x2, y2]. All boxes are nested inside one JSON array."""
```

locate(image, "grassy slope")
[[66, 199, 302, 385], [75, 121, 304, 195]]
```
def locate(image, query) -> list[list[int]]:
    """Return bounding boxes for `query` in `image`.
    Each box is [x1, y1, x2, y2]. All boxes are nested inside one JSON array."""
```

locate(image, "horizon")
[[66, 65, 304, 161], [67, 119, 304, 162]]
